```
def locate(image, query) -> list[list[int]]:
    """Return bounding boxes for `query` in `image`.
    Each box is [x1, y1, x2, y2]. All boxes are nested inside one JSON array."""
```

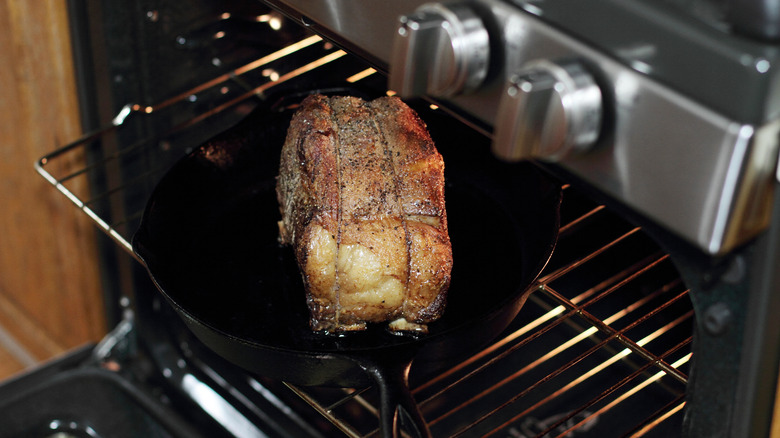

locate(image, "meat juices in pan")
[[276, 94, 452, 333]]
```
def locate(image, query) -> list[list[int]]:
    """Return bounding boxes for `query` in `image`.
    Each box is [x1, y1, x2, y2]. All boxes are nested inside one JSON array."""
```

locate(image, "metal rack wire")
[[274, 187, 693, 438], [36, 34, 692, 438], [35, 34, 369, 258]]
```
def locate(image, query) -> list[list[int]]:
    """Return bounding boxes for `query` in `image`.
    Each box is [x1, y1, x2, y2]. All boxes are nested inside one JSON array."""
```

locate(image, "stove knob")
[[492, 60, 603, 161], [390, 3, 489, 98]]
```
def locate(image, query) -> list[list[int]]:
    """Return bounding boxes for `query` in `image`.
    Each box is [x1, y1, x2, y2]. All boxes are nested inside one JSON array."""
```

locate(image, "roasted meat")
[[276, 94, 452, 332]]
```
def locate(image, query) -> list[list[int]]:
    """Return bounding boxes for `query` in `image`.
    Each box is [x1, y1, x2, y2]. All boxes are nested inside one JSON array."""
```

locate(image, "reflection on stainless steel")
[[182, 374, 269, 438], [346, 68, 377, 83], [389, 3, 489, 97], [492, 59, 603, 161], [45, 419, 101, 438]]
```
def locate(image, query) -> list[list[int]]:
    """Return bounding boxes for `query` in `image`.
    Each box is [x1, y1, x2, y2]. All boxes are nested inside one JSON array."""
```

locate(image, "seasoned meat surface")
[[276, 94, 452, 332]]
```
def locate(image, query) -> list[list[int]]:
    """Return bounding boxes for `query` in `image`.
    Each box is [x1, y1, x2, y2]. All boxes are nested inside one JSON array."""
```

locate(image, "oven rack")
[[35, 33, 370, 261], [36, 34, 693, 438], [281, 187, 693, 438]]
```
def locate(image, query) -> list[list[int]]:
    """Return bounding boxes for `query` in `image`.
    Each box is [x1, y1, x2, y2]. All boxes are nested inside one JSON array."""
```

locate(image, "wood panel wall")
[[0, 0, 106, 378]]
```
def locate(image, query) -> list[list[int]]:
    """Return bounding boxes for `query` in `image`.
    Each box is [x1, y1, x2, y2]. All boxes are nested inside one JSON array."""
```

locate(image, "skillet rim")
[[131, 95, 562, 357]]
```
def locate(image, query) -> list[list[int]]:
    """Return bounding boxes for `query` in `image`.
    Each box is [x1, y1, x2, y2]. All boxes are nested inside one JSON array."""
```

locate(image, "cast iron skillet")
[[133, 90, 561, 438]]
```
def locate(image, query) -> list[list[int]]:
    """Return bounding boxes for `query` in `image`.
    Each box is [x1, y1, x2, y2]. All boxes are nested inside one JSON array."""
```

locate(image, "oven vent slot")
[[36, 33, 693, 438]]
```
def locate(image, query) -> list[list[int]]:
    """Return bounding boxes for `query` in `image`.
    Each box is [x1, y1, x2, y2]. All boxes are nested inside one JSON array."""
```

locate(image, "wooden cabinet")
[[0, 0, 106, 379]]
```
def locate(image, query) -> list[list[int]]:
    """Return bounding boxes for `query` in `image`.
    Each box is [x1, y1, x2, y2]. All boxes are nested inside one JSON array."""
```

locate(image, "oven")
[[2, 0, 779, 437]]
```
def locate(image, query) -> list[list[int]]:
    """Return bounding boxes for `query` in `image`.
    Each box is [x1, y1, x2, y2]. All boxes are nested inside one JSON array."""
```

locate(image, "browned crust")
[[368, 97, 451, 323], [276, 95, 341, 329], [276, 94, 452, 331], [277, 94, 339, 246]]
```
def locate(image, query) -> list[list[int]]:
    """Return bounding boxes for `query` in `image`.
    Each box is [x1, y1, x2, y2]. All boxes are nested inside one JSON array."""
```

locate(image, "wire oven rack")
[[36, 34, 692, 438]]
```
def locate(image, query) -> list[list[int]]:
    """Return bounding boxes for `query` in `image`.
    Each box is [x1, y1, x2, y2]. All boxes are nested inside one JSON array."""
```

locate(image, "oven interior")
[[1, 1, 703, 437]]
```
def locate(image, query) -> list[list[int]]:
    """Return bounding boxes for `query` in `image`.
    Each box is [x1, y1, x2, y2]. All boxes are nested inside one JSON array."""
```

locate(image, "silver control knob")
[[389, 3, 489, 97], [492, 60, 603, 161]]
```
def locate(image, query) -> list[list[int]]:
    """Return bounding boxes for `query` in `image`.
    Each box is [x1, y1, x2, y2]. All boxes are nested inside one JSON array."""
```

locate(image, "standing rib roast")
[[276, 94, 452, 332]]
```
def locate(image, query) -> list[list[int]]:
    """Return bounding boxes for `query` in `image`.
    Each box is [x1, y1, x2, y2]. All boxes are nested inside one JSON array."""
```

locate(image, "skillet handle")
[[351, 349, 432, 438]]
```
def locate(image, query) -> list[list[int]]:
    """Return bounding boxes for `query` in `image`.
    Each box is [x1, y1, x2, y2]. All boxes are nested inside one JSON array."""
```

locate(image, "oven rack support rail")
[[281, 187, 694, 438], [34, 33, 696, 437]]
